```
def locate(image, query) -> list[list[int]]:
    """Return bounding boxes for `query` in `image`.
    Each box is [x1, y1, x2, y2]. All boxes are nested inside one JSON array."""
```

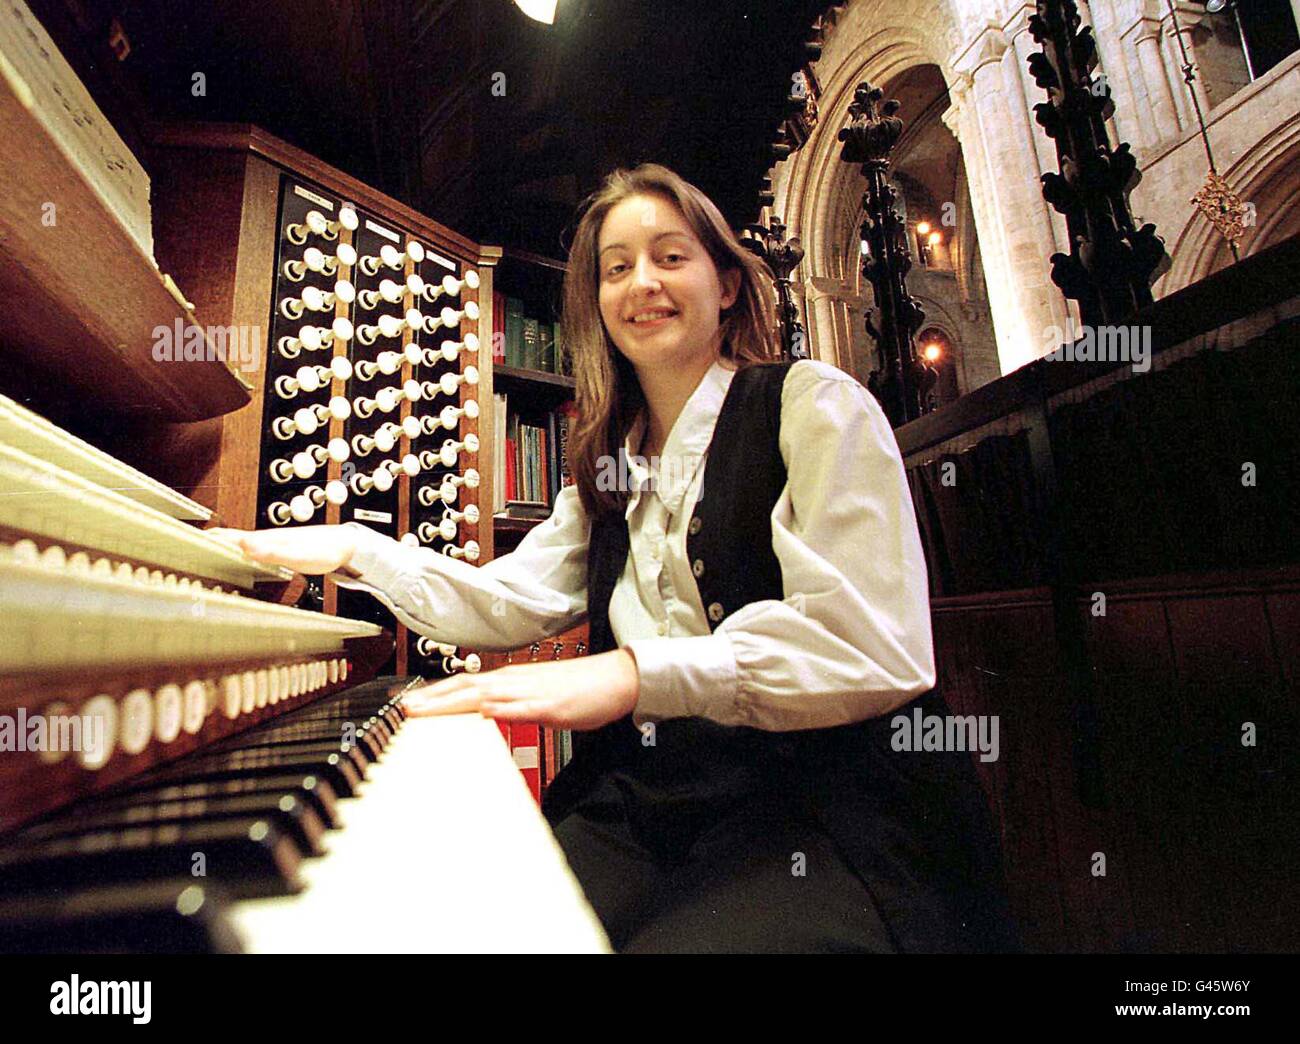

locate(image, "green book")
[[505, 297, 525, 368], [522, 316, 542, 371]]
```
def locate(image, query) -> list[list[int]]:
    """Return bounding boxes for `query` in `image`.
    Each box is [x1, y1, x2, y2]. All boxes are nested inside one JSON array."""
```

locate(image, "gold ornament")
[[1190, 171, 1248, 247]]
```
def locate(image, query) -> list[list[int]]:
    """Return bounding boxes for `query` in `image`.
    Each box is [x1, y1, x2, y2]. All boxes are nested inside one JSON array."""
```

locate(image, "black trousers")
[[551, 772, 898, 954]]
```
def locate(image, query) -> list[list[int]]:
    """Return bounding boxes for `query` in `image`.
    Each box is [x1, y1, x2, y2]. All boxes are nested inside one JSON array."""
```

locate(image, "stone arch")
[[772, 0, 964, 381]]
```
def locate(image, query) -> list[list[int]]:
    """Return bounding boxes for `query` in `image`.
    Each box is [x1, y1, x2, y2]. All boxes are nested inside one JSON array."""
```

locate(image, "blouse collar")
[[622, 356, 738, 517]]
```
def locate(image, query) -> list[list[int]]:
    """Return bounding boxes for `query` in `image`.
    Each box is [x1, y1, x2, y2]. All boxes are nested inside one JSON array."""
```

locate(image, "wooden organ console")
[[0, 116, 608, 953]]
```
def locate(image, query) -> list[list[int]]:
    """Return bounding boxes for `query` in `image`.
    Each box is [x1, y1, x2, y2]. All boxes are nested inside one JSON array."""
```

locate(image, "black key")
[[211, 726, 385, 762], [19, 793, 327, 857], [0, 819, 302, 898], [85, 774, 340, 829], [0, 880, 244, 954], [189, 741, 371, 778], [286, 706, 398, 742], [136, 750, 363, 798]]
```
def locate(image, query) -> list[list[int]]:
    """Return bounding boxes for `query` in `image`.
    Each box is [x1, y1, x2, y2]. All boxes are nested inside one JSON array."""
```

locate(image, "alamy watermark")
[[0, 707, 104, 755], [891, 706, 999, 763], [151, 320, 262, 373], [595, 451, 704, 494], [1041, 319, 1151, 373], [50, 976, 151, 1024]]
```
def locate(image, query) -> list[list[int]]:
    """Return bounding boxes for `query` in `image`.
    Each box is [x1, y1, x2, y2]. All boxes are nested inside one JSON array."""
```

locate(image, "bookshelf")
[[488, 246, 576, 554], [484, 246, 585, 797]]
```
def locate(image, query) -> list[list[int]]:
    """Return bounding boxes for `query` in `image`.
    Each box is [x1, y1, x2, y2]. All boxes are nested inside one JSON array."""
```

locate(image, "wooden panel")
[[0, 80, 250, 423], [930, 572, 1300, 952]]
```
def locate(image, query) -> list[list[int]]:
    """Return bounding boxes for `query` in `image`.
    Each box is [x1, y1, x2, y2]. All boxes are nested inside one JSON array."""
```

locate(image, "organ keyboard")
[[0, 390, 609, 952]]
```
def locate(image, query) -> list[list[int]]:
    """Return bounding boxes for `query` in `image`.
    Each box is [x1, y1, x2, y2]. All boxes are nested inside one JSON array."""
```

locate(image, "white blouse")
[[337, 357, 935, 732]]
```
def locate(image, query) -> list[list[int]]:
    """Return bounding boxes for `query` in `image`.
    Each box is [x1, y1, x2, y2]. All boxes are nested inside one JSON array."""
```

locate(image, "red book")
[[492, 289, 505, 364]]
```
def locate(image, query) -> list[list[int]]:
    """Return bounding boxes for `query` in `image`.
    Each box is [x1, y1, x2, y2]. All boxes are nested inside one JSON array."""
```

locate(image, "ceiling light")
[[515, 0, 558, 24]]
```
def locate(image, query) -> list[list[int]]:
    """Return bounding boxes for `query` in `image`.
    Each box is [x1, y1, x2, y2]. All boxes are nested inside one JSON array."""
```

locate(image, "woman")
[[224, 163, 1020, 954]]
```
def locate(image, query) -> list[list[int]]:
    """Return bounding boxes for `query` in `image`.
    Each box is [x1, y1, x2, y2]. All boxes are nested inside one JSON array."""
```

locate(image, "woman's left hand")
[[401, 649, 641, 731]]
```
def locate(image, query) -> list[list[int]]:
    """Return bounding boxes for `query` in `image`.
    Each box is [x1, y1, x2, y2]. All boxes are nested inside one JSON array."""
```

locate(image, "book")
[[522, 316, 542, 371], [546, 409, 559, 504], [538, 425, 549, 502], [502, 499, 549, 519], [539, 322, 556, 374], [493, 392, 508, 512], [556, 400, 576, 488], [0, 1, 153, 257], [504, 297, 524, 367], [492, 290, 506, 366]]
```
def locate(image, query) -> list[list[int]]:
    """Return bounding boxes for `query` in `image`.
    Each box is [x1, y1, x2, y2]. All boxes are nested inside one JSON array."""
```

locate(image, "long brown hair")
[[562, 163, 782, 519]]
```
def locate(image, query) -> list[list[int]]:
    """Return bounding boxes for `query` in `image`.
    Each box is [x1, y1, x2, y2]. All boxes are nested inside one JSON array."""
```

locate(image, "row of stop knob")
[[283, 208, 471, 287], [270, 369, 477, 439], [266, 467, 481, 524], [269, 430, 479, 483], [284, 245, 479, 298], [279, 324, 477, 361], [280, 285, 479, 328], [273, 356, 479, 399]]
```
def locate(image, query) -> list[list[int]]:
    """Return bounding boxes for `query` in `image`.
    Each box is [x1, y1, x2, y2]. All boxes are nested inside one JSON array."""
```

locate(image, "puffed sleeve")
[[626, 359, 935, 730], [333, 482, 590, 651]]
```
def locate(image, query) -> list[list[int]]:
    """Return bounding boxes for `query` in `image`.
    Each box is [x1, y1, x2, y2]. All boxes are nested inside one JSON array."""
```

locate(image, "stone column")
[[1127, 14, 1183, 142], [806, 279, 844, 369], [953, 25, 1070, 373], [1084, 0, 1149, 154], [1007, 4, 1071, 257], [1160, 3, 1210, 125]]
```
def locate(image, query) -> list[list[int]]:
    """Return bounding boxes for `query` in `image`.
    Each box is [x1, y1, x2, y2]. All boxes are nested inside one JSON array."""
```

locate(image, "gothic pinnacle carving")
[[1027, 0, 1170, 327], [838, 81, 933, 425]]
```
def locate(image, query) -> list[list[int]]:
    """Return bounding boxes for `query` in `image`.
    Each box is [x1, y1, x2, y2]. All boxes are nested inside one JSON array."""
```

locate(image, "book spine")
[[539, 322, 556, 374], [522, 317, 541, 371], [546, 410, 559, 504], [557, 402, 576, 488], [492, 290, 506, 365], [539, 426, 549, 505], [505, 297, 524, 367]]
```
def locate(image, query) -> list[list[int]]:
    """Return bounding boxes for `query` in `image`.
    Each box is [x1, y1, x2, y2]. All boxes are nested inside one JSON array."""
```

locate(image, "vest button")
[[691, 559, 705, 578], [707, 602, 724, 623], [688, 516, 702, 536]]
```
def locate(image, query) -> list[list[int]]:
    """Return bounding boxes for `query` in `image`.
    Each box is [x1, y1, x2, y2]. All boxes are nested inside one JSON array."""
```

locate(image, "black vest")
[[541, 361, 1020, 953]]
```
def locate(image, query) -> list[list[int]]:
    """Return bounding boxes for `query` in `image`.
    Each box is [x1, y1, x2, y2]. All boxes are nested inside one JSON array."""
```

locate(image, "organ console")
[[0, 116, 606, 952]]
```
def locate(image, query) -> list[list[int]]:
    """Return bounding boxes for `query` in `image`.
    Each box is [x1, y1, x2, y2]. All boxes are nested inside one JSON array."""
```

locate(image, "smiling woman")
[[224, 162, 1020, 955]]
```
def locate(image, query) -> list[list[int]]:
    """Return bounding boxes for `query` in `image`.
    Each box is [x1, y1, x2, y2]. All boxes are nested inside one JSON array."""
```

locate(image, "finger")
[[403, 688, 484, 717], [401, 674, 477, 706], [232, 532, 280, 561], [402, 674, 475, 702], [480, 699, 548, 724]]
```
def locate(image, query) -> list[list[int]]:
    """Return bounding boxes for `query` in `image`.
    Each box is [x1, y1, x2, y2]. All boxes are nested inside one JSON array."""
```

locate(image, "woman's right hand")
[[208, 525, 360, 576]]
